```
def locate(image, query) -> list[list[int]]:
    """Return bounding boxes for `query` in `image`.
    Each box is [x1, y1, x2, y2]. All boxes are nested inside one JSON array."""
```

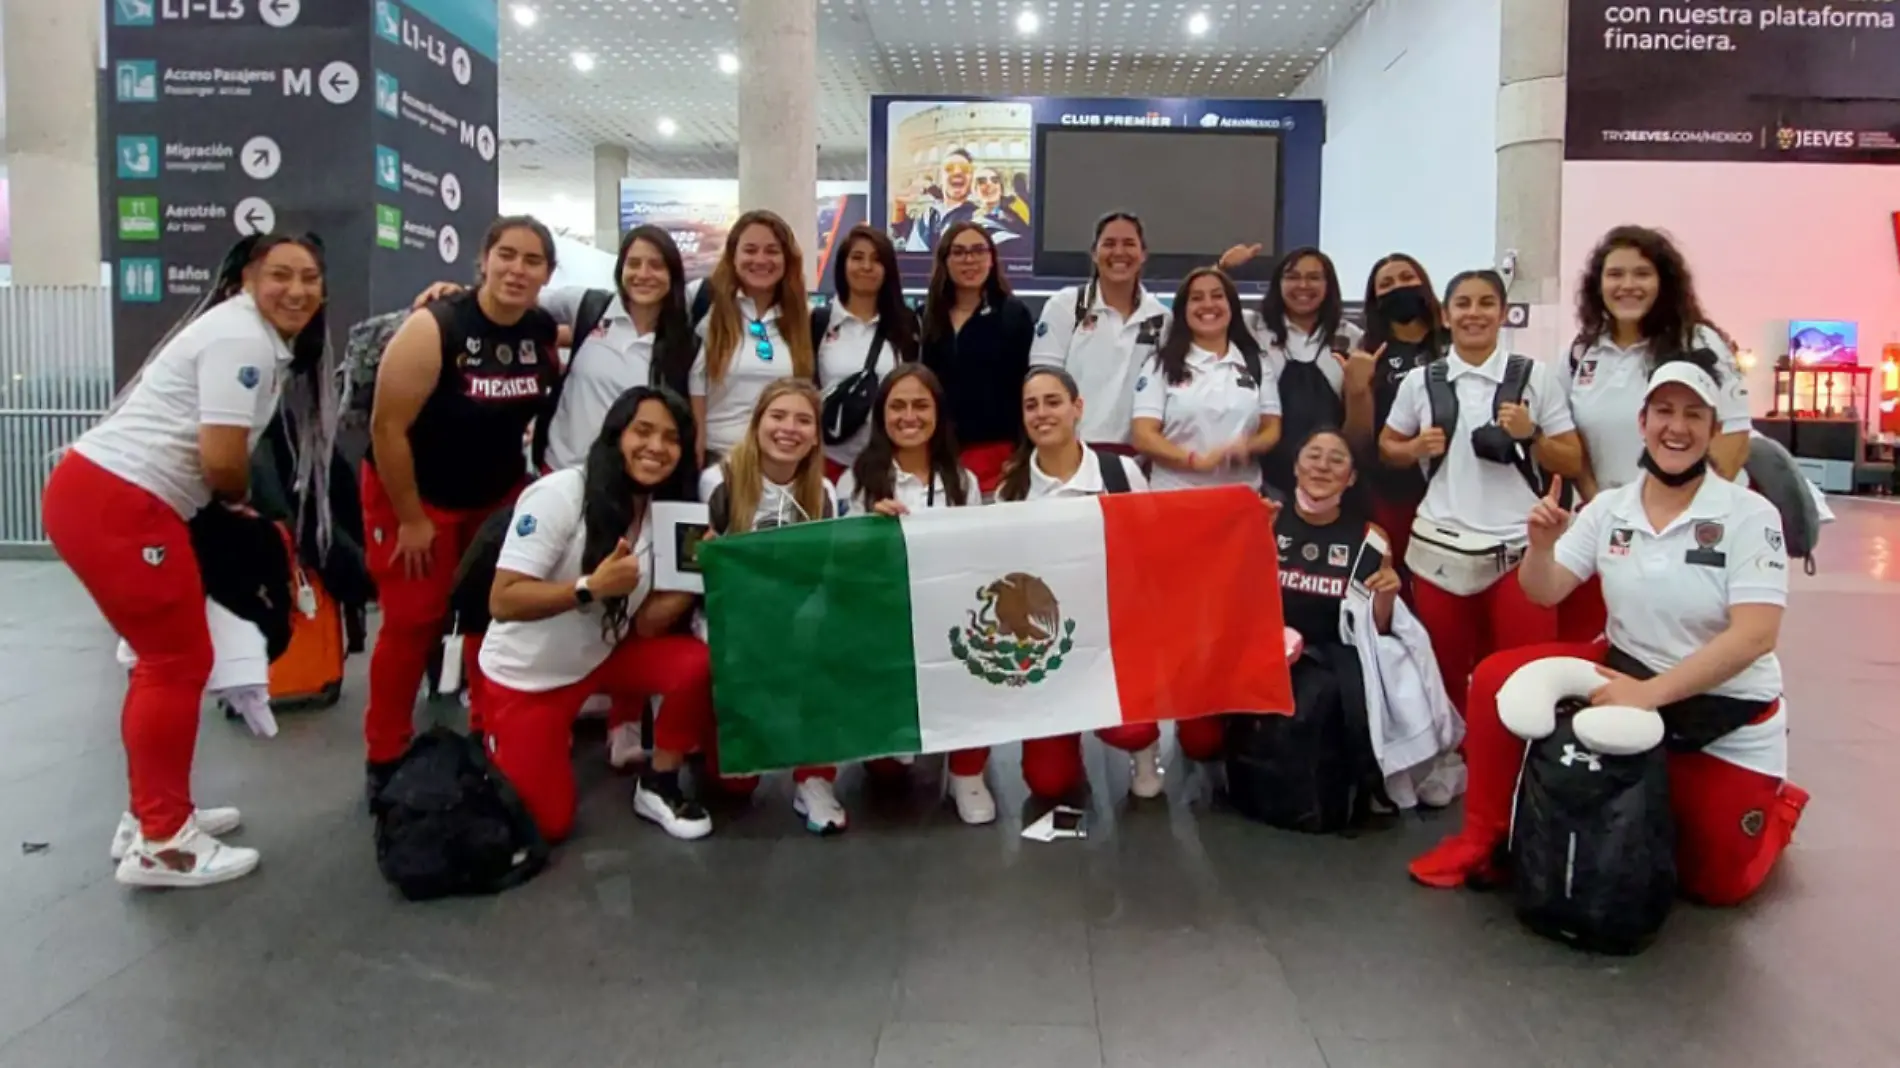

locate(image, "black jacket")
[[921, 296, 1035, 448]]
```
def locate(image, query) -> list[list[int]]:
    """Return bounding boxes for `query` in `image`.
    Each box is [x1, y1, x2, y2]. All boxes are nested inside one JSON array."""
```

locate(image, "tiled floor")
[[2, 500, 1898, 1067]]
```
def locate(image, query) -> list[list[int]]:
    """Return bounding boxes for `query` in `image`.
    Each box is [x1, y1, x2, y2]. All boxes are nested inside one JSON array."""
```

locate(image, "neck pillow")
[[1497, 656, 1664, 756]]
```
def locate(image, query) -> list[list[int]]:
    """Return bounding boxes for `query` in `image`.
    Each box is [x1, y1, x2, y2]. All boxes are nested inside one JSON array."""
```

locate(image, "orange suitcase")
[[270, 535, 346, 709]]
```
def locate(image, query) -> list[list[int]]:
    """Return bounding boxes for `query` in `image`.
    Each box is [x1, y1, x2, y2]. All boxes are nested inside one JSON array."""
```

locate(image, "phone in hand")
[[1348, 527, 1390, 601]]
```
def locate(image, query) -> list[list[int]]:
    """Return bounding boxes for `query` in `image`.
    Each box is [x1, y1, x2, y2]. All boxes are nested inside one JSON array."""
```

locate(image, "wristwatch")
[[574, 577, 595, 607]]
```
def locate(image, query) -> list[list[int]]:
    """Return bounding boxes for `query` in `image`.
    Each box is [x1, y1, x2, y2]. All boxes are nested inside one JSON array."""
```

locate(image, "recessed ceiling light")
[[1187, 11, 1209, 35], [1016, 9, 1041, 33], [717, 52, 739, 74], [571, 51, 595, 72], [657, 117, 678, 137], [510, 4, 536, 27]]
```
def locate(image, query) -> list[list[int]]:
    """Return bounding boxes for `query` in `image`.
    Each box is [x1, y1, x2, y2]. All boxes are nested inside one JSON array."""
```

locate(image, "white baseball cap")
[[1645, 361, 1720, 406]]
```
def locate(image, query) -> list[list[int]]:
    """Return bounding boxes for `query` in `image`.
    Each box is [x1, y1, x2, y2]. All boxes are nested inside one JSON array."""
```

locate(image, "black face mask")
[[1639, 448, 1706, 487], [1376, 285, 1430, 324]]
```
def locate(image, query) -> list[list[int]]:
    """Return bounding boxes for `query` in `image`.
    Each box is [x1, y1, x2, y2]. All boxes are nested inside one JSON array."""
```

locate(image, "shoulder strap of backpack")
[[1494, 354, 1545, 495], [1095, 449, 1130, 494], [707, 479, 731, 535], [1073, 281, 1091, 331], [690, 280, 713, 329], [531, 288, 616, 468], [1567, 333, 1590, 379], [809, 304, 832, 370], [1423, 360, 1456, 482], [1240, 343, 1263, 389]]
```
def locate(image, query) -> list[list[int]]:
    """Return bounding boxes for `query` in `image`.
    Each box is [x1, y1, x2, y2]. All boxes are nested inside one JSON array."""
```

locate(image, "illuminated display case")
[[1768, 361, 1871, 423], [1756, 357, 1874, 492]]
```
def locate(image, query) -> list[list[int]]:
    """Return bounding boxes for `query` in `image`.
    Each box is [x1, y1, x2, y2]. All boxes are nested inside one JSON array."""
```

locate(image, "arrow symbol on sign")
[[252, 147, 272, 166], [327, 70, 350, 94], [268, 0, 291, 13], [244, 208, 268, 230]]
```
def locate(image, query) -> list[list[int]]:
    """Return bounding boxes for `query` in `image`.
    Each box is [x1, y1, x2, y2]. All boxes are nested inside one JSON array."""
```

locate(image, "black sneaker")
[[633, 773, 712, 840], [366, 759, 401, 814]]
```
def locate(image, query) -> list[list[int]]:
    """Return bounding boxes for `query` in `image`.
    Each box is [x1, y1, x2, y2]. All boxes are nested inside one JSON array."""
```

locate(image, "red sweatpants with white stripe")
[[1461, 641, 1807, 906], [361, 464, 518, 763], [479, 634, 714, 841], [41, 453, 212, 841], [1014, 720, 1226, 799], [1410, 569, 1558, 714]]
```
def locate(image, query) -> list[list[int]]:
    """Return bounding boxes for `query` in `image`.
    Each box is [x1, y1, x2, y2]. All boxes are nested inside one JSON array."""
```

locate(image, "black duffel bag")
[[374, 727, 549, 901], [1224, 644, 1373, 834]]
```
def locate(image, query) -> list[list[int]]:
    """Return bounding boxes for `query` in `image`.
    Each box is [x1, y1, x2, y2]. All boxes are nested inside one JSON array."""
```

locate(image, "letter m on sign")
[[460, 121, 477, 148], [283, 67, 312, 96]]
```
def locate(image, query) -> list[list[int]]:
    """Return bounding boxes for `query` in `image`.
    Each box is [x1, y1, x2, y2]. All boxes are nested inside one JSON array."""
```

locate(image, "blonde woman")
[[690, 210, 816, 461], [696, 380, 846, 832]]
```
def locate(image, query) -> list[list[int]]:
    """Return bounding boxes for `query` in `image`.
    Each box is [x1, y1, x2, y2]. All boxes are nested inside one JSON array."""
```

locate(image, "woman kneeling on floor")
[[478, 386, 715, 842], [1409, 354, 1807, 902]]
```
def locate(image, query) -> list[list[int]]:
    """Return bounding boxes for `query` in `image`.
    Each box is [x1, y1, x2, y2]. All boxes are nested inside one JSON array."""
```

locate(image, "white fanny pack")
[[1405, 516, 1524, 597]]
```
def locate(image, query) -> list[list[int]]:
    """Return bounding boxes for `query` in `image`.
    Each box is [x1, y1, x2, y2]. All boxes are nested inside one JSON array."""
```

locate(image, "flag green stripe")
[[701, 516, 921, 775]]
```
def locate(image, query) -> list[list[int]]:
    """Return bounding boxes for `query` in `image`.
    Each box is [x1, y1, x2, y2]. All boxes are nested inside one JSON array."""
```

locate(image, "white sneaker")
[[633, 779, 712, 840], [114, 816, 259, 889], [111, 807, 241, 862], [1130, 744, 1164, 799], [607, 723, 649, 770], [949, 773, 996, 825], [792, 777, 848, 835]]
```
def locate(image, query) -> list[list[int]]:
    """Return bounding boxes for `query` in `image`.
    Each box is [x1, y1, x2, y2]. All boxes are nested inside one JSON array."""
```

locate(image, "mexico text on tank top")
[[1364, 338, 1434, 505], [1274, 504, 1367, 642], [405, 291, 560, 510], [1261, 358, 1343, 496]]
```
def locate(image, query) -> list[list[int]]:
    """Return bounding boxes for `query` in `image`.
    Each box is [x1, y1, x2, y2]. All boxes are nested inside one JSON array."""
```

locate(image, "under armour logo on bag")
[[1559, 743, 1602, 772]]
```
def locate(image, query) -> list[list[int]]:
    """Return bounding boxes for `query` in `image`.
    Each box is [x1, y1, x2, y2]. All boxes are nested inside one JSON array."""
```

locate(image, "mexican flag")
[[700, 485, 1294, 775]]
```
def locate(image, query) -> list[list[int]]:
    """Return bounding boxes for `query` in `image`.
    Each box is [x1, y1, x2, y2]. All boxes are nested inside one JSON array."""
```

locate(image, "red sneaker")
[[1408, 833, 1503, 889]]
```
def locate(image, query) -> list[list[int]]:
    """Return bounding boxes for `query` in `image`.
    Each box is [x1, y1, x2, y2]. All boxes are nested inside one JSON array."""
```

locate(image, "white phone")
[[1348, 527, 1391, 602]]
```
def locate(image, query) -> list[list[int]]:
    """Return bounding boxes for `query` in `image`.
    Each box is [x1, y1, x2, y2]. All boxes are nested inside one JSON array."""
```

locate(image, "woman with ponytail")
[[43, 232, 330, 889], [477, 386, 714, 843], [1344, 253, 1446, 564]]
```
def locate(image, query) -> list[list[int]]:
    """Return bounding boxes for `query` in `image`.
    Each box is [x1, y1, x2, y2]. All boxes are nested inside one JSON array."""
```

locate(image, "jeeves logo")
[[1778, 127, 1855, 151]]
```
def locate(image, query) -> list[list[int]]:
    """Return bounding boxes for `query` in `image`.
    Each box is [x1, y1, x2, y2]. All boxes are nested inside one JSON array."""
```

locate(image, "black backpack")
[[1510, 702, 1676, 955], [1222, 644, 1373, 833], [810, 303, 895, 447], [373, 727, 549, 901], [1424, 354, 1545, 494]]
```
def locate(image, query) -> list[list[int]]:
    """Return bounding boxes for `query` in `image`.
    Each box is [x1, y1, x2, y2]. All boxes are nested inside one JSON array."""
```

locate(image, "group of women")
[[47, 197, 1801, 908]]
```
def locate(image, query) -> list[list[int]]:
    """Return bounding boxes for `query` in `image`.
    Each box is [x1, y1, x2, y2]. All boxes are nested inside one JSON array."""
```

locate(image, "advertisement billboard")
[[870, 95, 1325, 287], [1566, 0, 1900, 163], [617, 180, 869, 292]]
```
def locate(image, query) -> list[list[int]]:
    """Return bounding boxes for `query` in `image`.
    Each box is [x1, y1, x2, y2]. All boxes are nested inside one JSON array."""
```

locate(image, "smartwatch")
[[574, 576, 595, 607]]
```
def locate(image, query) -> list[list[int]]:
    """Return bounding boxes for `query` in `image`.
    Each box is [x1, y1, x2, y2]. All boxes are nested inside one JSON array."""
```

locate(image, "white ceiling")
[[499, 0, 1374, 204]]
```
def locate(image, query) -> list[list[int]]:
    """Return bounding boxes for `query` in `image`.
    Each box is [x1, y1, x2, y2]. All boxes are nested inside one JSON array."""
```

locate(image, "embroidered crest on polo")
[[1035, 321, 1049, 337], [948, 573, 1075, 688], [1694, 521, 1724, 548], [237, 366, 261, 389], [516, 514, 537, 537], [1764, 527, 1783, 552]]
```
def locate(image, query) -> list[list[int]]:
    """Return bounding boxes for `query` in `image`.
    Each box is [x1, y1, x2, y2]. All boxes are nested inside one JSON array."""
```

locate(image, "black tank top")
[[1363, 338, 1434, 506], [391, 291, 560, 510], [1261, 358, 1344, 497], [1275, 504, 1367, 642]]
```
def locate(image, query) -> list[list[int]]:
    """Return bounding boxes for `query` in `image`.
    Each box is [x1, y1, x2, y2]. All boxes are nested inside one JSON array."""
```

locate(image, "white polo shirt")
[[836, 463, 981, 515], [1030, 284, 1170, 445], [540, 286, 657, 471], [1243, 314, 1359, 396], [1130, 344, 1280, 493], [74, 293, 294, 518], [688, 280, 796, 457], [1021, 443, 1149, 500], [478, 468, 655, 693], [816, 302, 903, 469], [1385, 348, 1576, 543], [1565, 324, 1753, 490], [1553, 474, 1789, 775], [698, 464, 839, 529]]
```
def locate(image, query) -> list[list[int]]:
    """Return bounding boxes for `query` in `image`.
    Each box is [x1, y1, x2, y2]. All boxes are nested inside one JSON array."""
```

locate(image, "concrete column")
[[736, 0, 817, 283], [3, 0, 102, 285], [593, 143, 629, 253], [1496, 0, 1567, 355]]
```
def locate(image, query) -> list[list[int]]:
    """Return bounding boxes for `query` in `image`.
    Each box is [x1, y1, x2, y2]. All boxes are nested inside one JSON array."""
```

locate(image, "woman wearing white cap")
[[1556, 226, 1754, 641], [1029, 212, 1169, 453], [1130, 267, 1281, 492], [1410, 352, 1807, 902]]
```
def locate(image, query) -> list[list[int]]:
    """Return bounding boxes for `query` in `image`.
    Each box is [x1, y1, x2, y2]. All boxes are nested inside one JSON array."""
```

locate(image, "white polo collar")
[[737, 291, 782, 324], [1087, 285, 1167, 324], [1444, 346, 1508, 384], [1031, 443, 1103, 494], [1187, 342, 1247, 371], [232, 293, 295, 365], [1604, 472, 1734, 535]]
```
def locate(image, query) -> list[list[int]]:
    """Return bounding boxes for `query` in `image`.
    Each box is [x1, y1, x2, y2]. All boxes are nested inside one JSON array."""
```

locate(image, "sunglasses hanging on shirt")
[[747, 317, 773, 361]]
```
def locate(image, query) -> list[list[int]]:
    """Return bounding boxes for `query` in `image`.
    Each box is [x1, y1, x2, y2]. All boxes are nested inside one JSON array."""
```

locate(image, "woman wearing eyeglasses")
[[689, 210, 815, 462], [919, 221, 1036, 496]]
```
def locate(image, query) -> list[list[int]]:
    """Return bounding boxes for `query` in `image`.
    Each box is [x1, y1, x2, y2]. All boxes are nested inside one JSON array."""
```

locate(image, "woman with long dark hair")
[[363, 216, 562, 794], [919, 220, 1036, 496], [43, 233, 329, 888], [836, 365, 994, 824], [1030, 212, 1169, 452], [817, 225, 918, 481], [1345, 253, 1447, 563], [690, 209, 814, 460], [1130, 267, 1282, 491], [1378, 269, 1583, 714], [478, 386, 713, 842]]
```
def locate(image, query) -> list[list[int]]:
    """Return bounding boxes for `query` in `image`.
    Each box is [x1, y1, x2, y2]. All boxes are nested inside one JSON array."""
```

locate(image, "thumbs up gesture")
[[587, 537, 645, 598], [1527, 476, 1571, 551]]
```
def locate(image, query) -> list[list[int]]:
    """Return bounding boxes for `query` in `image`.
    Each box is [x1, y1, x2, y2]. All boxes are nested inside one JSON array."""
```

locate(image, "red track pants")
[[1410, 569, 1558, 714], [480, 634, 714, 841], [1013, 719, 1227, 800], [361, 464, 517, 763], [42, 454, 212, 840], [1556, 575, 1609, 643], [1460, 641, 1807, 906]]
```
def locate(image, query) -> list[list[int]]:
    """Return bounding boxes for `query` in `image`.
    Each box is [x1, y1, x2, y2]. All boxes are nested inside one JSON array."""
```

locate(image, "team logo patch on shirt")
[[1327, 544, 1350, 567], [496, 343, 514, 366], [1694, 521, 1724, 548], [1277, 534, 1293, 552], [1080, 312, 1099, 332], [1764, 527, 1783, 552], [1301, 543, 1319, 562], [1576, 358, 1598, 386], [1035, 320, 1050, 337], [520, 341, 538, 365], [1686, 520, 1726, 567], [1608, 528, 1634, 556], [515, 514, 537, 537], [237, 365, 260, 389], [466, 375, 545, 400], [1135, 375, 1149, 392], [468, 338, 482, 354], [825, 325, 843, 343]]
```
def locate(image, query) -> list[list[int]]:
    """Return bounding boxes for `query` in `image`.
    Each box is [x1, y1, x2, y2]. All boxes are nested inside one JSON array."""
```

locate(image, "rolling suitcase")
[[269, 527, 346, 709]]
